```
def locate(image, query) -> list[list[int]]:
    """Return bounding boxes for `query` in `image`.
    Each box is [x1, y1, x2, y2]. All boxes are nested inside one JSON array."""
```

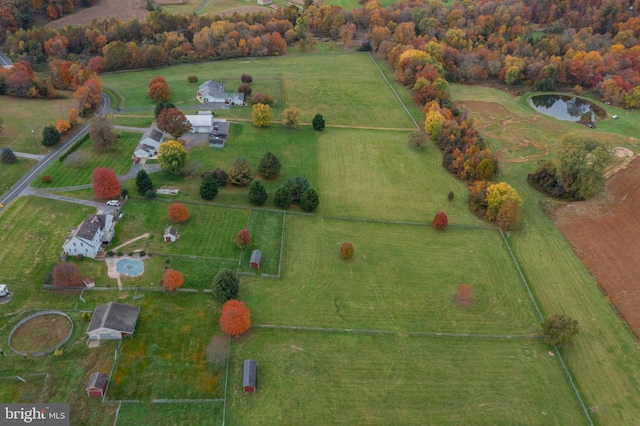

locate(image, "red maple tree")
[[432, 211, 449, 229], [219, 299, 251, 337], [234, 229, 252, 249], [162, 269, 184, 291], [340, 242, 354, 259], [92, 167, 121, 200], [167, 203, 189, 223], [156, 107, 192, 138]]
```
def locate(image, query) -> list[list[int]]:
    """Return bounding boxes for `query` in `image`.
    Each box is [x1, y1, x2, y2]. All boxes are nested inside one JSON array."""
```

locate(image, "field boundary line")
[[277, 211, 286, 278], [368, 52, 420, 129], [222, 335, 231, 426], [409, 331, 540, 339], [253, 324, 394, 334], [499, 229, 593, 426], [113, 401, 121, 426]]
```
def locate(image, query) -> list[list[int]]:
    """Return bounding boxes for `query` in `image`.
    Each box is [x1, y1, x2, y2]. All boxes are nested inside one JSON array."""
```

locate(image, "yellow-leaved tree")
[[158, 140, 188, 175], [485, 182, 523, 221], [252, 103, 273, 128]]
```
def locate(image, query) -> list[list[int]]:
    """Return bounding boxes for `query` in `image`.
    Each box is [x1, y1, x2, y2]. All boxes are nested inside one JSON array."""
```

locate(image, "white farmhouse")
[[133, 128, 164, 159], [63, 214, 115, 259], [196, 80, 245, 106]]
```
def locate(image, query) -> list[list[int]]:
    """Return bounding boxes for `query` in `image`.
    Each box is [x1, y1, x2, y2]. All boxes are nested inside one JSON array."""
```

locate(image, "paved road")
[[0, 94, 110, 210]]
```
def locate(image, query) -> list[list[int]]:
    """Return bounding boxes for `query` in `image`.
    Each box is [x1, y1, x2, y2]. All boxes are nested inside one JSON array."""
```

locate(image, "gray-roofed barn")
[[87, 302, 140, 340], [243, 359, 257, 393], [86, 372, 108, 397]]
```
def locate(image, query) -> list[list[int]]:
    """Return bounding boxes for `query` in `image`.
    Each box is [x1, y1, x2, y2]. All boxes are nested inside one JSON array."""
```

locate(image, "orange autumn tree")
[[340, 242, 354, 259], [92, 167, 120, 200], [148, 76, 170, 102], [167, 203, 189, 223], [219, 299, 251, 337], [162, 269, 184, 291]]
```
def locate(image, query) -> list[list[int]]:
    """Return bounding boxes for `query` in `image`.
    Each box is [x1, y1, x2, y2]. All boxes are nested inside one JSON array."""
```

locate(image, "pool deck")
[[105, 255, 147, 290]]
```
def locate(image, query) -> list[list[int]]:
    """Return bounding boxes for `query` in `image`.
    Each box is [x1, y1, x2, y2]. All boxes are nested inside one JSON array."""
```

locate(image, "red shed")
[[250, 250, 262, 269], [243, 359, 257, 393], [86, 372, 108, 397]]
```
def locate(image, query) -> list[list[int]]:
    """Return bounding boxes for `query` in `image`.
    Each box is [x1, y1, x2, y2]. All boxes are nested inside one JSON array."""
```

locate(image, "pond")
[[116, 258, 144, 277], [528, 94, 607, 122]]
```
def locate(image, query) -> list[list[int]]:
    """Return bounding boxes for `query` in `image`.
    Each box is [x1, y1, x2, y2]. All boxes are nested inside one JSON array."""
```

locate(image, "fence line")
[[103, 341, 122, 405], [7, 310, 74, 357], [112, 402, 122, 426], [152, 399, 224, 404], [499, 229, 593, 426], [222, 335, 231, 426], [277, 211, 286, 278]]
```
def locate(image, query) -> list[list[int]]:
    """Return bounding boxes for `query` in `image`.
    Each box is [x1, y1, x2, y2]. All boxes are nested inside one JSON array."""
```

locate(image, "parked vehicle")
[[106, 200, 121, 207], [0, 284, 8, 297]]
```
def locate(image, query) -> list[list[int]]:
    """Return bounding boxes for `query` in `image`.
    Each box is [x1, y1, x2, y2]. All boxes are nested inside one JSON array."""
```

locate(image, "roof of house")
[[86, 372, 108, 390], [164, 226, 178, 236], [87, 302, 140, 334], [186, 114, 214, 127], [148, 129, 163, 142], [243, 359, 256, 387], [70, 214, 110, 243], [199, 80, 226, 98], [250, 250, 262, 263]]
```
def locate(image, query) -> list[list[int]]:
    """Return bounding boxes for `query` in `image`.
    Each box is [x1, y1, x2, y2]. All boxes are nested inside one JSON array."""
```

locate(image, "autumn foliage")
[[455, 284, 473, 307], [219, 300, 251, 337], [167, 203, 189, 224], [162, 269, 184, 291], [52, 262, 83, 287], [432, 212, 449, 229], [234, 229, 252, 249], [148, 76, 170, 102], [92, 167, 121, 200], [340, 242, 354, 259]]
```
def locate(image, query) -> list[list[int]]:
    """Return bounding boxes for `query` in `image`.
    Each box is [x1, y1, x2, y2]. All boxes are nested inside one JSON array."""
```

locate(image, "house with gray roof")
[[63, 214, 115, 259], [197, 80, 245, 106], [87, 302, 140, 340], [134, 128, 165, 159]]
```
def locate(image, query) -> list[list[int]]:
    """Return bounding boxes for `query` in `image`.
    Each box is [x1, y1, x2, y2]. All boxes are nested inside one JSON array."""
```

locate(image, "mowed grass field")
[[0, 157, 37, 192], [116, 402, 222, 426], [226, 330, 584, 425], [242, 216, 539, 334], [452, 84, 640, 424], [0, 95, 78, 155], [100, 54, 416, 128]]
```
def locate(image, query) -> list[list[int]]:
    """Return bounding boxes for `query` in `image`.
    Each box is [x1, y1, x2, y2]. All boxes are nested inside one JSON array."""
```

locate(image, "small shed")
[[164, 226, 179, 242], [257, 0, 272, 4], [84, 278, 95, 289], [243, 359, 257, 393], [250, 250, 262, 269], [86, 372, 108, 397]]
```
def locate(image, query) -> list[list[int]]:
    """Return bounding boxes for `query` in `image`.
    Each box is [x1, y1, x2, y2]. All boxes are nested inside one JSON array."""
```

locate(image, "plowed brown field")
[[554, 155, 640, 337]]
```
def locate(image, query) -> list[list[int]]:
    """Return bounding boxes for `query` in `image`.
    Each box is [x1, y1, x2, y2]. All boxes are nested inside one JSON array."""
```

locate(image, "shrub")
[[447, 191, 454, 202], [42, 175, 52, 183], [228, 158, 254, 187], [300, 188, 319, 212], [1, 147, 17, 164], [274, 186, 292, 209], [144, 189, 156, 199], [540, 314, 579, 348], [136, 169, 154, 195], [312, 113, 325, 131], [139, 251, 146, 257], [251, 92, 274, 106], [408, 130, 427, 150], [234, 229, 252, 249], [283, 107, 302, 129], [81, 312, 93, 322], [107, 251, 114, 257], [238, 83, 253, 97], [455, 284, 472, 306], [340, 242, 355, 259], [248, 180, 268, 206], [432, 212, 449, 229], [187, 75, 198, 85], [213, 268, 239, 302], [162, 269, 184, 291], [117, 251, 123, 256], [76, 254, 84, 261], [257, 151, 281, 179], [167, 203, 189, 223], [241, 74, 253, 83], [219, 299, 251, 337], [58, 133, 90, 162], [200, 173, 219, 200], [52, 262, 83, 287]]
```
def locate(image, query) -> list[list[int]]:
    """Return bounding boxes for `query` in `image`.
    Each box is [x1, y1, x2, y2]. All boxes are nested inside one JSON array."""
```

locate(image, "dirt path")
[[112, 233, 150, 251], [553, 155, 640, 338]]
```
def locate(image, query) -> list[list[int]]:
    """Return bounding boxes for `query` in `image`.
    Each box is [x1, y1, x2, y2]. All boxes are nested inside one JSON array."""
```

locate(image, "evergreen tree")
[[200, 173, 219, 200], [154, 100, 176, 118], [257, 151, 282, 179], [248, 180, 268, 206], [300, 188, 319, 212], [274, 186, 292, 208], [213, 268, 239, 302], [284, 176, 310, 204], [135, 169, 153, 195], [42, 125, 61, 147], [228, 158, 254, 187], [1, 147, 17, 164], [312, 113, 325, 131]]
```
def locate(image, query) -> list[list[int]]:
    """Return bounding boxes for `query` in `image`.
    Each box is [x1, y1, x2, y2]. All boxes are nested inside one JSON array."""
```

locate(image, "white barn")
[[87, 302, 140, 340], [185, 111, 214, 133], [63, 214, 115, 259]]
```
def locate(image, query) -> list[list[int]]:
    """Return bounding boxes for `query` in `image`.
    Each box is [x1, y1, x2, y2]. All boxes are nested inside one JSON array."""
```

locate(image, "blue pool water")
[[116, 258, 144, 277]]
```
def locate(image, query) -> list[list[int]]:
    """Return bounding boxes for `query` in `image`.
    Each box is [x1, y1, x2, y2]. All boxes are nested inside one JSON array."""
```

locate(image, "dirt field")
[[45, 0, 149, 29], [554, 155, 640, 338]]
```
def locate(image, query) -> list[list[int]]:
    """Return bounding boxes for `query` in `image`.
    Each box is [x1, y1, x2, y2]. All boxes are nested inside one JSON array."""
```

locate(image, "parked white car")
[[106, 200, 121, 207], [0, 284, 8, 297]]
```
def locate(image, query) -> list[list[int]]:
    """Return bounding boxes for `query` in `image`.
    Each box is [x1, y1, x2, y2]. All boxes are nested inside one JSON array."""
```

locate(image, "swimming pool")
[[115, 258, 144, 277]]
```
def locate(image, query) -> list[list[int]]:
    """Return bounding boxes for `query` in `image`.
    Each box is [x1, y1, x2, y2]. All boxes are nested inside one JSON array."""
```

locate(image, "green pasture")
[[108, 294, 223, 400], [114, 200, 249, 259], [242, 216, 539, 334], [452, 85, 640, 424], [239, 209, 284, 274], [0, 158, 37, 193], [227, 330, 584, 425], [31, 132, 140, 188], [113, 115, 155, 128], [0, 95, 78, 155], [116, 402, 222, 426], [100, 54, 415, 127], [170, 256, 239, 289], [317, 127, 476, 222]]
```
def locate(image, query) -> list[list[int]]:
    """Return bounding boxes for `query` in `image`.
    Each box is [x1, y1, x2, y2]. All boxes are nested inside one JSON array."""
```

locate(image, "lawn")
[[31, 132, 141, 188], [107, 293, 223, 401], [242, 216, 540, 334], [0, 157, 37, 193], [116, 402, 222, 425], [239, 209, 284, 275], [0, 95, 79, 155], [226, 329, 584, 425], [100, 54, 416, 128]]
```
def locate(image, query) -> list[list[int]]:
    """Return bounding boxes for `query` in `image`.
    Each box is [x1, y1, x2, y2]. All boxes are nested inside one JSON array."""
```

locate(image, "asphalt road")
[[0, 94, 110, 210]]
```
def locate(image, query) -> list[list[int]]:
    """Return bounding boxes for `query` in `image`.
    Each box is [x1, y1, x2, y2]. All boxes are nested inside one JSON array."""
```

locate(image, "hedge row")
[[58, 133, 90, 162]]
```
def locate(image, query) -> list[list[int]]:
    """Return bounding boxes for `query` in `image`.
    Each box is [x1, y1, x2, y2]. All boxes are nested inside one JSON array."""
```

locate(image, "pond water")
[[528, 94, 607, 122], [116, 258, 144, 277]]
